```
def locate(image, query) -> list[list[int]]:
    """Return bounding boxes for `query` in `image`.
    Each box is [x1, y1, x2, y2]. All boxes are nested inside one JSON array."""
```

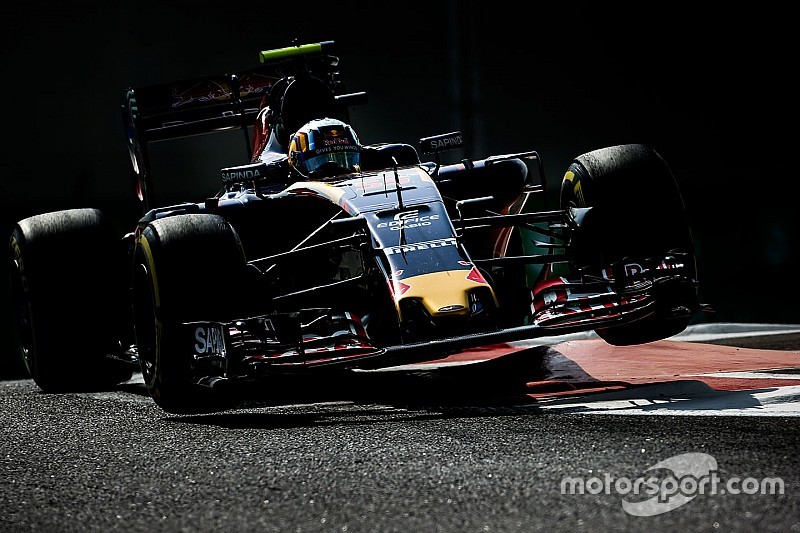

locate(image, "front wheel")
[[132, 214, 247, 413], [560, 144, 697, 345]]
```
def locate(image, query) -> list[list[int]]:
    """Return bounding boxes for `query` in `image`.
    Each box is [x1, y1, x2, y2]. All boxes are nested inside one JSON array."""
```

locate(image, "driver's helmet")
[[288, 118, 361, 178]]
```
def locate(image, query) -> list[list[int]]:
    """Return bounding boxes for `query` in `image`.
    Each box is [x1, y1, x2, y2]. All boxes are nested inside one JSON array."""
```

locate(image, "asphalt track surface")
[[2, 325, 799, 532]]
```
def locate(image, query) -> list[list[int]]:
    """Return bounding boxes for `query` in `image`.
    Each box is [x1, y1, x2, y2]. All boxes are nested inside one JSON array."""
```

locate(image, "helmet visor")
[[303, 149, 360, 177]]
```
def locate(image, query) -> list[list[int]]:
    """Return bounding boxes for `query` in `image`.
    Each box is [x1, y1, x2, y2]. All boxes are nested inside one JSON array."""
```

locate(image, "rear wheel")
[[132, 214, 247, 413], [9, 209, 131, 391], [560, 144, 697, 345]]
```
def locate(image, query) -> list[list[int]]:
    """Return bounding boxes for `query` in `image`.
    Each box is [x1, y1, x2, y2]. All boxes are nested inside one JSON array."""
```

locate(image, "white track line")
[[534, 383, 800, 417], [688, 371, 800, 380]]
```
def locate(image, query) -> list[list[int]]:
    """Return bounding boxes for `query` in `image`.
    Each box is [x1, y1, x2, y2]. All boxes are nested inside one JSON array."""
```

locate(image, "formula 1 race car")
[[8, 42, 700, 412]]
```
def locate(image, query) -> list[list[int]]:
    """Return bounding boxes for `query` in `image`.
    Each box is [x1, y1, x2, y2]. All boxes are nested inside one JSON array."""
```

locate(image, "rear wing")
[[123, 41, 348, 211]]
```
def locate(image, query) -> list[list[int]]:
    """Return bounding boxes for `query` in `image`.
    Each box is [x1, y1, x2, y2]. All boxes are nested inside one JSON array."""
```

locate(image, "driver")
[[288, 118, 361, 179]]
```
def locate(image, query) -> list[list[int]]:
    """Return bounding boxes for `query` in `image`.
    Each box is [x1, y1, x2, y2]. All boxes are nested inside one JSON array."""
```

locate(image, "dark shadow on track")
[[164, 346, 556, 426], [164, 381, 779, 429], [235, 346, 555, 406]]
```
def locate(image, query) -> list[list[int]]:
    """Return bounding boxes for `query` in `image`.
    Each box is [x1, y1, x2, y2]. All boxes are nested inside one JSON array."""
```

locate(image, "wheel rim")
[[133, 262, 158, 387]]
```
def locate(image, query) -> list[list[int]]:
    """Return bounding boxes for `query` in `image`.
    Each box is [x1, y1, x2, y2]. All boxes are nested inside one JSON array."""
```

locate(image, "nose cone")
[[393, 269, 494, 319]]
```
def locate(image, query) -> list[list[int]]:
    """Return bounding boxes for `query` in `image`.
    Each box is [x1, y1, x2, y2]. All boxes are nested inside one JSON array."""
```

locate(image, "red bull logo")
[[171, 80, 231, 108], [237, 73, 278, 98]]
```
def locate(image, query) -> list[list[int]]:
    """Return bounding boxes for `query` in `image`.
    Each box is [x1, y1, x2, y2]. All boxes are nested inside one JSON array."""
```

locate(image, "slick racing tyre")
[[9, 208, 132, 391], [560, 144, 697, 345], [133, 214, 246, 413]]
